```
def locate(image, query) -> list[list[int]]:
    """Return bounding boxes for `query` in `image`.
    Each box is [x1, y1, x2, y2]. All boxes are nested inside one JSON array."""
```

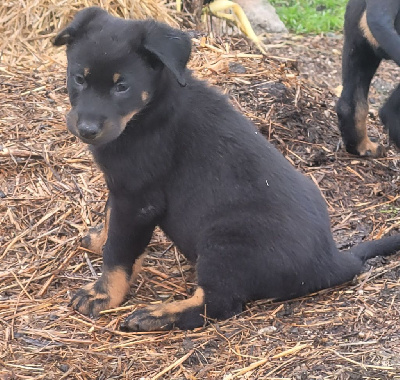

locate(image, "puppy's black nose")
[[77, 121, 100, 140]]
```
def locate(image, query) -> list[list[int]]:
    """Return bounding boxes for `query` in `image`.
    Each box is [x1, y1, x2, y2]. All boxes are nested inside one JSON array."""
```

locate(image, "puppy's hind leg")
[[379, 84, 400, 149], [121, 247, 246, 331]]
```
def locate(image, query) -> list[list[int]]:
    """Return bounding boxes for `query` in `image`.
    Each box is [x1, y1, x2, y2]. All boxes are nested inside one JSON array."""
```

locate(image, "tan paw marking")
[[81, 202, 111, 253], [71, 267, 130, 317], [121, 287, 205, 331], [356, 137, 385, 157]]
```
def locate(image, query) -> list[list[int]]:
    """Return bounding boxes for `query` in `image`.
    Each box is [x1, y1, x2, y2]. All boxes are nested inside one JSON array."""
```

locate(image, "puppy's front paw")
[[71, 280, 111, 318], [71, 268, 131, 318], [120, 307, 174, 332]]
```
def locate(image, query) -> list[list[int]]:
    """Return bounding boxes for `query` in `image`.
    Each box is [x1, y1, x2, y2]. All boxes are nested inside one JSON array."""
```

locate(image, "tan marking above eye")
[[113, 73, 121, 83], [141, 91, 149, 102], [84, 67, 90, 76]]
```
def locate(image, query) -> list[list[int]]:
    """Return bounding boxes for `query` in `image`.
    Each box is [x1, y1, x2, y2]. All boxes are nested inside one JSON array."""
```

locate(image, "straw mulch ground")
[[0, 0, 180, 66], [1, 15, 400, 380]]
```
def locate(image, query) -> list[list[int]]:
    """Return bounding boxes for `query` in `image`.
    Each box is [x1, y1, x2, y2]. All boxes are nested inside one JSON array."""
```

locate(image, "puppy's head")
[[54, 7, 191, 145]]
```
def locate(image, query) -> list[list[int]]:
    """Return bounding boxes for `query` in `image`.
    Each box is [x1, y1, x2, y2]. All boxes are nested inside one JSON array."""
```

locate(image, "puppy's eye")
[[115, 82, 129, 93], [74, 74, 85, 85]]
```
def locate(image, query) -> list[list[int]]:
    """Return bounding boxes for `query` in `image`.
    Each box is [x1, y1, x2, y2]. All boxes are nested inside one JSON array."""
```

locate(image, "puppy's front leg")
[[71, 196, 155, 317]]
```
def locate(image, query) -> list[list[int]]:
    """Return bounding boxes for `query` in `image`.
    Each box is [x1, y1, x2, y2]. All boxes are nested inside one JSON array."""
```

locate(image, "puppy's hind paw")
[[120, 307, 174, 332]]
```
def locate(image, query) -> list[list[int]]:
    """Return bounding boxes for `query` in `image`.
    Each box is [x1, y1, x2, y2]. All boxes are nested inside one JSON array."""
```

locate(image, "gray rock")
[[235, 0, 288, 33]]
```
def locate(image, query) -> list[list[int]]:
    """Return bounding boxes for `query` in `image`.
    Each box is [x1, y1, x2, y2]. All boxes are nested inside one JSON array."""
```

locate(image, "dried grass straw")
[[0, 0, 177, 65]]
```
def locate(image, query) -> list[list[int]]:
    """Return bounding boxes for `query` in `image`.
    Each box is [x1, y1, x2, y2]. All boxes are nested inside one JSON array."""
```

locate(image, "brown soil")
[[1, 33, 400, 379]]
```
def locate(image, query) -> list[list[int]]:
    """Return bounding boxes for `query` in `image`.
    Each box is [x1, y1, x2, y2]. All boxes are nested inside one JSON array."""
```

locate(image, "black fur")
[[337, 0, 400, 156], [56, 7, 400, 331]]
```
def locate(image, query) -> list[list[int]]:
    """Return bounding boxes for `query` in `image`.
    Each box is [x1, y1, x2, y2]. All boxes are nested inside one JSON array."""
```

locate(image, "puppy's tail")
[[347, 235, 400, 263], [365, 3, 400, 66]]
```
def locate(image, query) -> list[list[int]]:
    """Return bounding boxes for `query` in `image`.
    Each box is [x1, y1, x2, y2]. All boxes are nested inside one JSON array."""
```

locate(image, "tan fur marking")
[[83, 203, 111, 253], [113, 73, 121, 83], [150, 287, 205, 318], [73, 257, 144, 318], [106, 267, 131, 308], [121, 110, 139, 128], [357, 136, 380, 156], [83, 227, 104, 253], [84, 67, 90, 76], [141, 91, 149, 102], [81, 282, 96, 296], [359, 11, 379, 48], [70, 282, 109, 314], [354, 94, 380, 156], [72, 267, 130, 316], [130, 255, 145, 284], [354, 96, 369, 141], [66, 109, 79, 136]]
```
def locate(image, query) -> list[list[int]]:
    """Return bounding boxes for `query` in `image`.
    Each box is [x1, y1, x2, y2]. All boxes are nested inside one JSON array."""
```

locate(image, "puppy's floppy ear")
[[142, 22, 191, 86], [53, 6, 107, 46]]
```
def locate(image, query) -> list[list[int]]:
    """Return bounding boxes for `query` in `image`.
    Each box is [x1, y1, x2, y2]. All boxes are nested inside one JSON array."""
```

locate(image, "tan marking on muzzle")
[[121, 109, 139, 128], [66, 109, 79, 136], [113, 73, 121, 83], [359, 11, 379, 48], [84, 67, 90, 76]]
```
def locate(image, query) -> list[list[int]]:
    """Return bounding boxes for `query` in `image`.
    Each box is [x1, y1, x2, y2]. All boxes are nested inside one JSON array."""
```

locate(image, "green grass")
[[269, 0, 347, 34]]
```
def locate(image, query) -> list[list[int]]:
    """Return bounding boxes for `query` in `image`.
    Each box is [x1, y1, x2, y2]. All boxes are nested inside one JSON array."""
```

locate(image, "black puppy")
[[55, 7, 400, 332], [337, 0, 400, 157]]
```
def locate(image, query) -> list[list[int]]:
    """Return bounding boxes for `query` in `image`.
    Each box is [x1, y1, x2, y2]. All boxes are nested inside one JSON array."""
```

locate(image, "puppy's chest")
[[92, 145, 170, 194]]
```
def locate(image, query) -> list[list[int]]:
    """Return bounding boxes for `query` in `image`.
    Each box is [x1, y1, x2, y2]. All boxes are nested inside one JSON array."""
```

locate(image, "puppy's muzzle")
[[66, 108, 133, 145], [77, 121, 101, 140]]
